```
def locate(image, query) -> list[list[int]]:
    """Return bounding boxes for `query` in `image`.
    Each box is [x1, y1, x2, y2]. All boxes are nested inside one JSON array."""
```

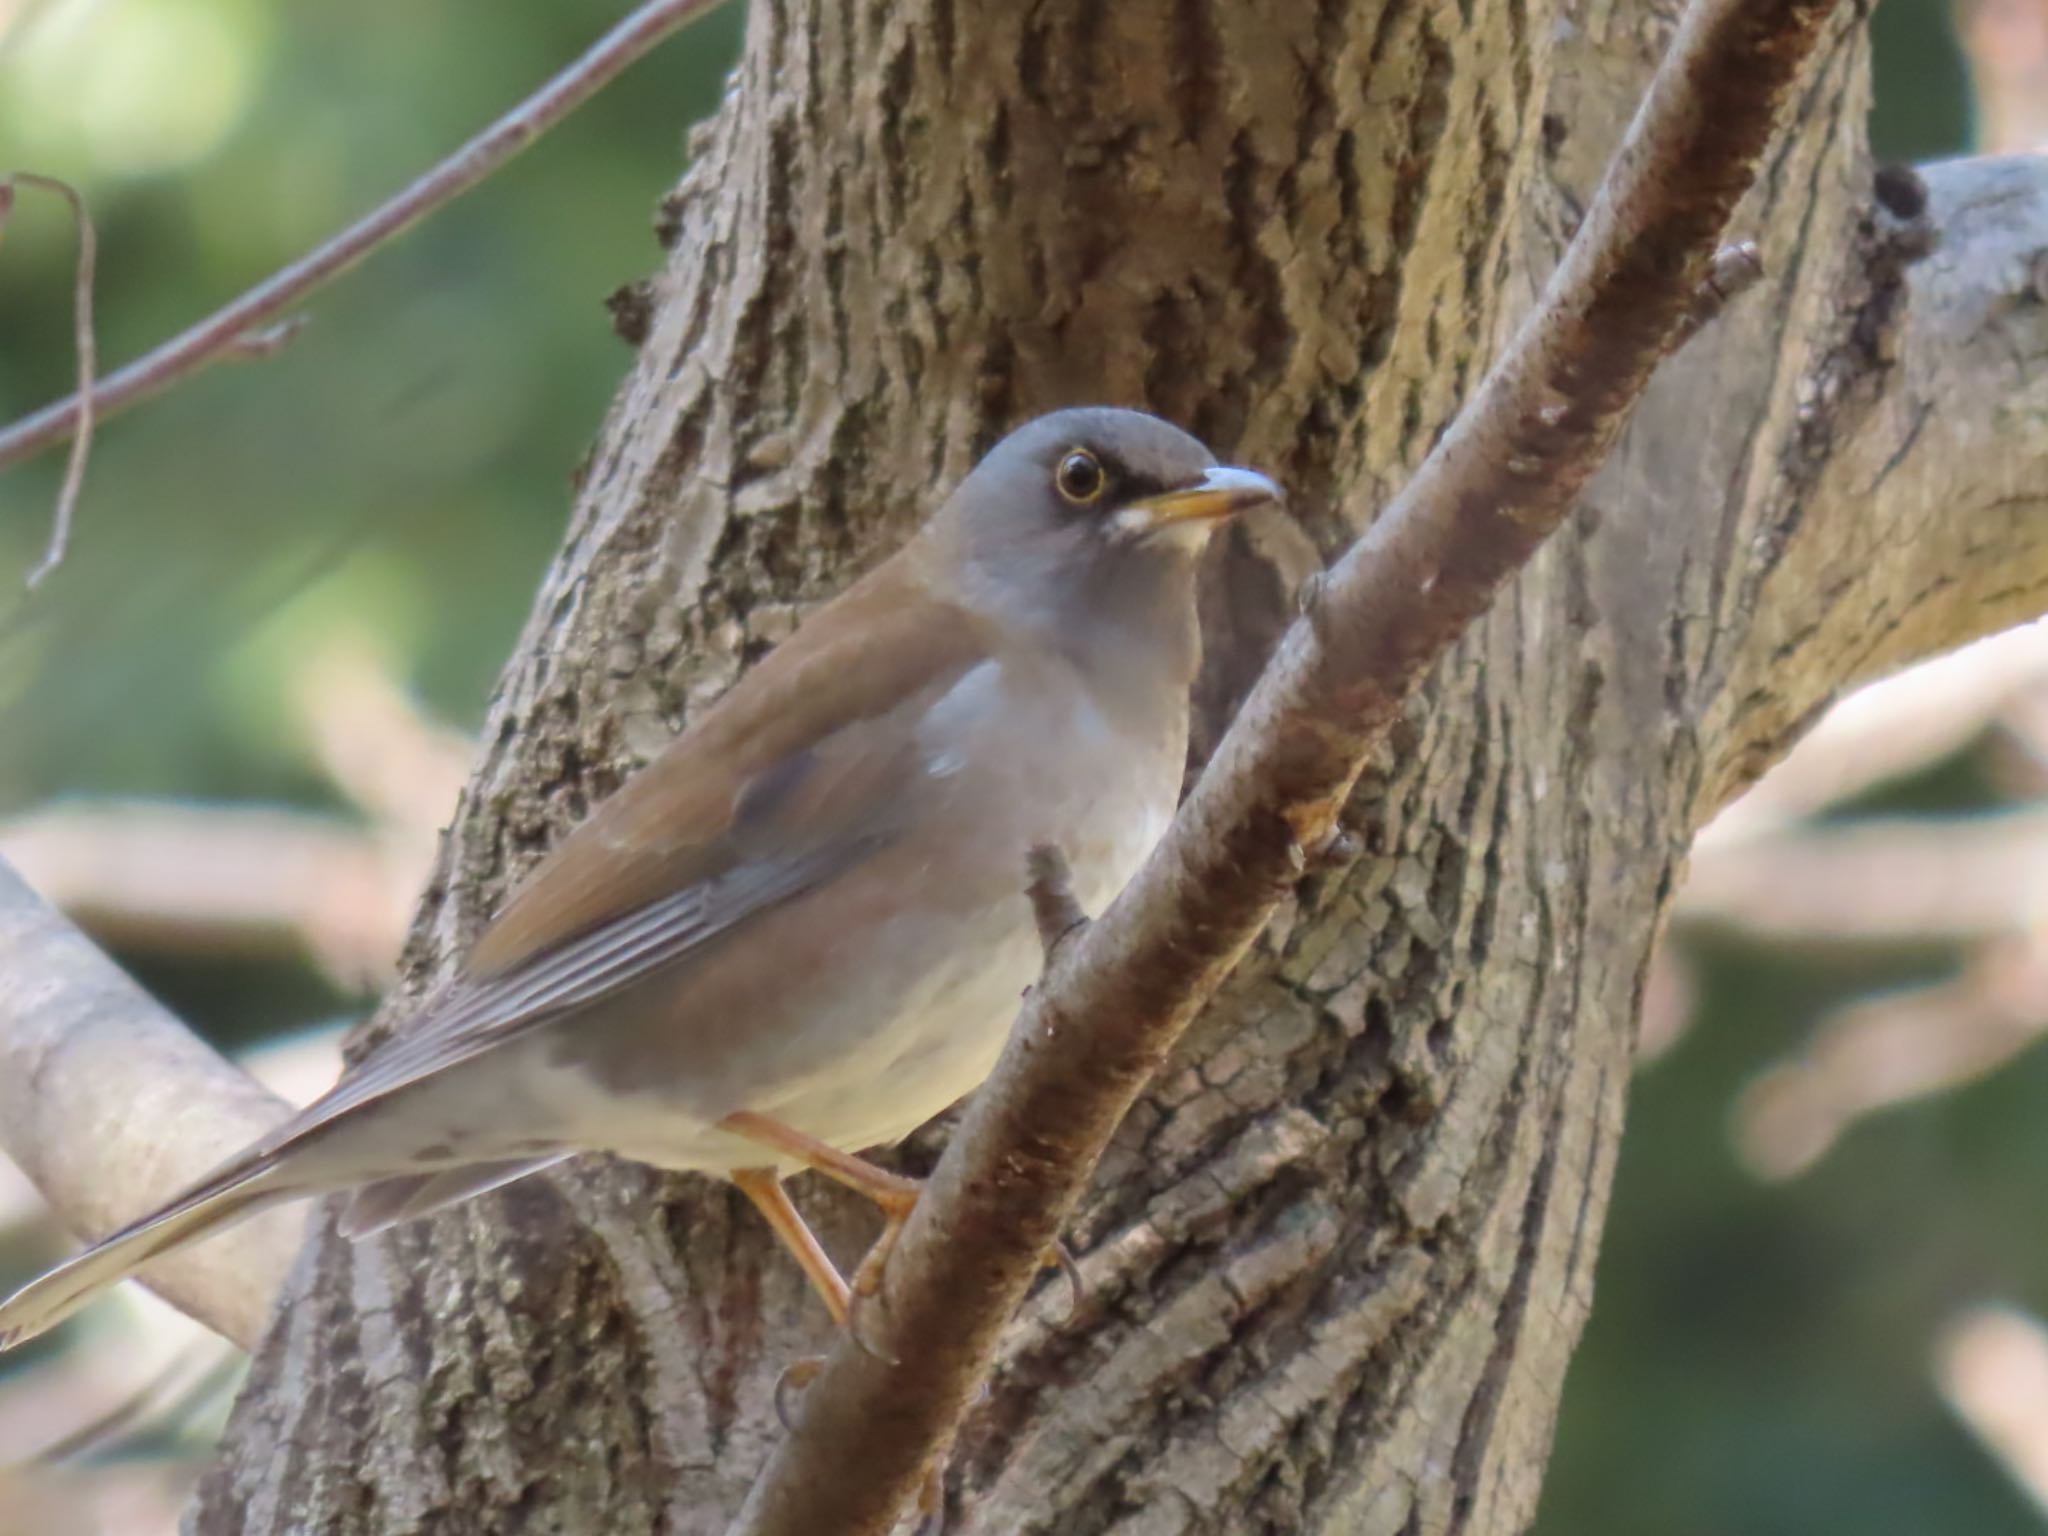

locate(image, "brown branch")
[[0, 0, 726, 478], [728, 0, 1841, 1523], [0, 173, 97, 589]]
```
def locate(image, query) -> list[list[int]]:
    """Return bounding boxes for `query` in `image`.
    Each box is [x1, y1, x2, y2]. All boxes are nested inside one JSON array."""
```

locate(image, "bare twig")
[[0, 0, 727, 477], [728, 0, 1843, 1522], [1680, 808, 2048, 942], [1671, 239, 1764, 347], [1732, 933, 2048, 1178], [0, 172, 97, 589], [1023, 845, 1088, 958], [221, 316, 310, 361]]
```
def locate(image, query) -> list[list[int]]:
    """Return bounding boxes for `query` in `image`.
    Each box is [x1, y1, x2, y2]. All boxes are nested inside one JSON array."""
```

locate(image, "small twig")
[[1024, 845, 1088, 958], [222, 316, 310, 361], [0, 172, 97, 590], [1670, 239, 1765, 348], [0, 0, 726, 477]]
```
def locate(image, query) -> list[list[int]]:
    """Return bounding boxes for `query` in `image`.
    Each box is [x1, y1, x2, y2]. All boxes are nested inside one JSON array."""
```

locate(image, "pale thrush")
[[0, 406, 1282, 1348]]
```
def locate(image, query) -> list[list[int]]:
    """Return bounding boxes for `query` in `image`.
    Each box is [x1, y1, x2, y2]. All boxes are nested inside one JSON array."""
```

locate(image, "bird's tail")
[[0, 1155, 297, 1352]]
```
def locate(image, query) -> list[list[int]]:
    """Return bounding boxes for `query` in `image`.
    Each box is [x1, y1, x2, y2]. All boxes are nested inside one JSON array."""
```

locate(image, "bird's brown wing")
[[467, 547, 986, 976], [0, 561, 999, 1351], [250, 549, 998, 1145]]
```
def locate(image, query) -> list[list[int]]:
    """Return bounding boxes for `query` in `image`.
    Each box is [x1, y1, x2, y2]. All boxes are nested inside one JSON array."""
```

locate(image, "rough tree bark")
[[183, 0, 2048, 1532]]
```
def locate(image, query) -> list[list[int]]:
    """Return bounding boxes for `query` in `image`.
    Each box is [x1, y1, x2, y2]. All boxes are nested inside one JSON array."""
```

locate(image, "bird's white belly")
[[789, 767, 1171, 1153], [780, 917, 1044, 1152]]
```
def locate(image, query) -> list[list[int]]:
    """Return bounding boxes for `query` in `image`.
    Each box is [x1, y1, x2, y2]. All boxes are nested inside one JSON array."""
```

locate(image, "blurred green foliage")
[[1542, 931, 2044, 1534], [0, 0, 2021, 1524], [1, 0, 742, 813], [0, 0, 740, 1042], [1872, 0, 1973, 159]]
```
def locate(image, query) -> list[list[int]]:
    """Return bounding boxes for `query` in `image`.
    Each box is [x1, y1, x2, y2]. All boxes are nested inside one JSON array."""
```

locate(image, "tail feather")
[[0, 1158, 295, 1352]]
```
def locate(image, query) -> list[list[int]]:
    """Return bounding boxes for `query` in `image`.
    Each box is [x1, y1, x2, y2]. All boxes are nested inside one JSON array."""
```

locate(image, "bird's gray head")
[[926, 407, 1282, 685]]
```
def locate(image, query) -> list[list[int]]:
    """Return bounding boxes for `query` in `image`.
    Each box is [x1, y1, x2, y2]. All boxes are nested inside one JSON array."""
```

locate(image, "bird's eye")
[[1055, 449, 1106, 505]]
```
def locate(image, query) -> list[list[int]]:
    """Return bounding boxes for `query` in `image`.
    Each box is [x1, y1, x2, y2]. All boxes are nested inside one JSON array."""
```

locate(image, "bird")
[[0, 407, 1282, 1351]]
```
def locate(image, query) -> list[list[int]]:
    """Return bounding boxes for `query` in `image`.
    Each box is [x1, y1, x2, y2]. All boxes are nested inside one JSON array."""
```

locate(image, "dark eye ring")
[[1055, 448, 1106, 505]]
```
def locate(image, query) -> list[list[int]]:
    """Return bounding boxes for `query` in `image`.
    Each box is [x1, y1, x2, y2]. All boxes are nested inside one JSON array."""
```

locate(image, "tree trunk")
[[191, 0, 2048, 1531]]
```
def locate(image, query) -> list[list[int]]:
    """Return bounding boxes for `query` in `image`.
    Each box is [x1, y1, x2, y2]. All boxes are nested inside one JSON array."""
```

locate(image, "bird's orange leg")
[[720, 1111, 921, 1302], [730, 1167, 852, 1326]]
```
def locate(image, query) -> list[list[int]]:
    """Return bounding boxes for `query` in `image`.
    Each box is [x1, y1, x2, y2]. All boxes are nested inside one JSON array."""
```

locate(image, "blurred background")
[[0, 0, 2039, 1530]]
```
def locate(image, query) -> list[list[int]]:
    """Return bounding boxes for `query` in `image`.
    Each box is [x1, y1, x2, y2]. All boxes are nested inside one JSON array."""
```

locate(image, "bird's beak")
[[1116, 465, 1284, 541]]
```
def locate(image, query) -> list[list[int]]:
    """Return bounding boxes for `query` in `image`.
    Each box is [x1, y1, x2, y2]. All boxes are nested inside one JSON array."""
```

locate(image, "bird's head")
[[928, 408, 1283, 664]]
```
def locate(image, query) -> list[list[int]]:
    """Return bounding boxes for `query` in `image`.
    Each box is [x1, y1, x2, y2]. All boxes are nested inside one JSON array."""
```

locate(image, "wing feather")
[[233, 553, 994, 1155], [299, 833, 883, 1125], [466, 550, 992, 977]]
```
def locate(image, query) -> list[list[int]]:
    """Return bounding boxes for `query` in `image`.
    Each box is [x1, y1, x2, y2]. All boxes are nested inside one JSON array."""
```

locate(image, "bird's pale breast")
[[522, 647, 1183, 1173]]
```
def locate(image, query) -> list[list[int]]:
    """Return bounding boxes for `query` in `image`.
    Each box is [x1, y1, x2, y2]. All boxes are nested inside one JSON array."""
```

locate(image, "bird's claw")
[[840, 1182, 919, 1364], [844, 1287, 901, 1366], [913, 1458, 948, 1534], [773, 1355, 825, 1433], [1043, 1236, 1085, 1321]]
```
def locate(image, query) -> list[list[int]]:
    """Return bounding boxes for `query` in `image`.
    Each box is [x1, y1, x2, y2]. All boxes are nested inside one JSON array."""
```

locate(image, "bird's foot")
[[848, 1179, 921, 1301], [842, 1178, 921, 1362], [725, 1117, 930, 1356]]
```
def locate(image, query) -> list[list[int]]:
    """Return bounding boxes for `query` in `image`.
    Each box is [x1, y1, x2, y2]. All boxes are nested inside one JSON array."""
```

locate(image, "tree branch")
[[1700, 621, 2048, 850], [0, 802, 415, 989], [1707, 154, 2048, 812], [729, 0, 1843, 1524], [1681, 808, 2048, 942], [0, 0, 726, 478], [1937, 1305, 2048, 1514], [0, 858, 296, 1350]]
